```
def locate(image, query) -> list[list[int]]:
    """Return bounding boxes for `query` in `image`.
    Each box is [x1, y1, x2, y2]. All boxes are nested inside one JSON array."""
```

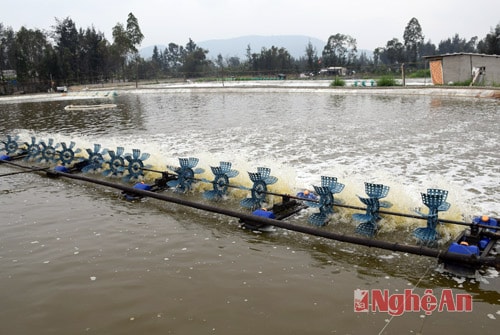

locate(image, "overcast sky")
[[2, 0, 499, 50]]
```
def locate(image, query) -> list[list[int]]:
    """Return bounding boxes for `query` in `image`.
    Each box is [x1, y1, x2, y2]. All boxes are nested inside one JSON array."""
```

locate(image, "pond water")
[[0, 87, 499, 334]]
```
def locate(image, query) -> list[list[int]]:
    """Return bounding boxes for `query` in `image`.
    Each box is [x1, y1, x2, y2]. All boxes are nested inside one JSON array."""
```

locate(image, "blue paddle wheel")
[[240, 167, 278, 210], [307, 176, 345, 226], [81, 144, 107, 173], [38, 138, 59, 163], [203, 161, 239, 200], [102, 147, 125, 176], [413, 188, 450, 244], [58, 141, 82, 166], [167, 157, 205, 192], [353, 183, 392, 237], [122, 149, 151, 182], [1, 135, 21, 156], [23, 137, 42, 161]]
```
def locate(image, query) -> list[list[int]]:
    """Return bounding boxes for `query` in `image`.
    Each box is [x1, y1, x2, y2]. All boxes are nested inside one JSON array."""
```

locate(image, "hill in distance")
[[140, 35, 326, 60], [199, 35, 326, 59], [140, 35, 373, 60]]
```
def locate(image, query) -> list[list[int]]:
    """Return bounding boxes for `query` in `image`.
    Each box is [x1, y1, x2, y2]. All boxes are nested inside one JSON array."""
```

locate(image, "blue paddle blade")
[[413, 227, 440, 242], [122, 148, 149, 182], [353, 196, 380, 236], [82, 144, 105, 172], [421, 189, 449, 210], [58, 141, 81, 166], [167, 178, 181, 188], [306, 184, 335, 226], [179, 157, 199, 169], [203, 162, 239, 201], [379, 201, 392, 208], [241, 168, 275, 210], [2, 135, 20, 154], [438, 202, 451, 212], [321, 176, 345, 194], [306, 200, 321, 208], [352, 213, 374, 223], [204, 172, 228, 200], [355, 222, 378, 237], [24, 136, 42, 161], [308, 213, 329, 226], [167, 157, 203, 192], [102, 147, 125, 176], [203, 190, 219, 200], [219, 161, 239, 178], [240, 179, 267, 209], [351, 183, 392, 236], [413, 188, 450, 243], [257, 167, 278, 185], [38, 138, 59, 163], [240, 197, 260, 209], [365, 182, 390, 199]]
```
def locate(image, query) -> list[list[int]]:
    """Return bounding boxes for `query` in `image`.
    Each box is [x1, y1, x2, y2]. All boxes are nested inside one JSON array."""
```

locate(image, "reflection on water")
[[0, 99, 147, 135], [0, 89, 499, 334]]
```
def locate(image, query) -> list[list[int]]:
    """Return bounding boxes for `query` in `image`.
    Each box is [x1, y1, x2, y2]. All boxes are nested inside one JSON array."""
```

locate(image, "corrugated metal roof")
[[423, 52, 500, 59]]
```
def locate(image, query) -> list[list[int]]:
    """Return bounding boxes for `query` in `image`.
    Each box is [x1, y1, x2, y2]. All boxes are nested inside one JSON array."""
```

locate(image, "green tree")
[[53, 17, 79, 83], [0, 24, 16, 93], [125, 13, 143, 86], [226, 56, 240, 68], [384, 38, 405, 65], [403, 17, 424, 66], [14, 27, 50, 83], [126, 12, 144, 53], [150, 45, 162, 78], [305, 41, 319, 73], [181, 39, 208, 77], [477, 23, 500, 54], [0, 25, 15, 71], [322, 33, 357, 67], [111, 22, 129, 80], [110, 13, 143, 82], [438, 34, 477, 54], [79, 26, 109, 83], [420, 40, 437, 57], [246, 44, 252, 63], [163, 43, 184, 75]]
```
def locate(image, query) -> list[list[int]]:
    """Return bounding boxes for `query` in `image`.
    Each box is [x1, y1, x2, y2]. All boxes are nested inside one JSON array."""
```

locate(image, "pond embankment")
[[1, 80, 499, 103]]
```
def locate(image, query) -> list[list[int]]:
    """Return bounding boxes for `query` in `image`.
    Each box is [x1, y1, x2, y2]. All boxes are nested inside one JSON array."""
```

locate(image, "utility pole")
[[401, 63, 406, 87]]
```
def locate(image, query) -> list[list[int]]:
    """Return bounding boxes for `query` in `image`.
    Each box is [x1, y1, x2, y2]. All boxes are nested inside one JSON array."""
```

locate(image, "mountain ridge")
[[140, 35, 373, 60], [140, 35, 326, 60], [199, 35, 326, 59]]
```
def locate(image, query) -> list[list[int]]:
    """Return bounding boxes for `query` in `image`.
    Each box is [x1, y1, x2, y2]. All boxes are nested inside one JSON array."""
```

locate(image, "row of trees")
[[0, 13, 145, 93], [1, 15, 499, 94]]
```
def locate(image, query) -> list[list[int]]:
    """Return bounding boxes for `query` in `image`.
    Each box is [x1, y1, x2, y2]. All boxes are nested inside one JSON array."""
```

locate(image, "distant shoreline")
[[1, 80, 499, 103]]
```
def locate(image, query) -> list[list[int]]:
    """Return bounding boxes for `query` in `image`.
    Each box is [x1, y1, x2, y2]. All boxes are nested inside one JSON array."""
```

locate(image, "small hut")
[[424, 53, 500, 86]]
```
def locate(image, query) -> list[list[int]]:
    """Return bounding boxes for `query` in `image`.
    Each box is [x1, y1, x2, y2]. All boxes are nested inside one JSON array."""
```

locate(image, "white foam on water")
[[3, 88, 498, 243]]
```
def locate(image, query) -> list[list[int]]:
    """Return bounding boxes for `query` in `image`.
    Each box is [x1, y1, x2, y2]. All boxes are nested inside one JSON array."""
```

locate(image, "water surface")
[[0, 88, 499, 334]]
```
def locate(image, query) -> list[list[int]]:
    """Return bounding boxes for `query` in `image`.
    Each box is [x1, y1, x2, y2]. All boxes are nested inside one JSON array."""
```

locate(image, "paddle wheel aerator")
[[38, 138, 60, 163], [240, 167, 277, 210], [24, 137, 42, 161], [82, 144, 107, 173], [204, 161, 239, 200], [352, 182, 392, 237], [123, 149, 151, 182], [102, 147, 125, 176], [58, 141, 82, 166], [413, 188, 450, 244], [1, 135, 21, 155], [167, 157, 205, 192], [307, 176, 345, 226]]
